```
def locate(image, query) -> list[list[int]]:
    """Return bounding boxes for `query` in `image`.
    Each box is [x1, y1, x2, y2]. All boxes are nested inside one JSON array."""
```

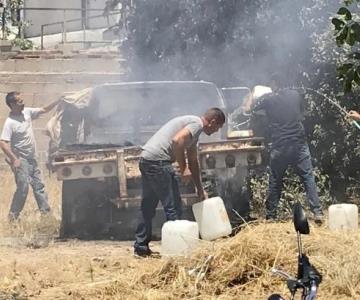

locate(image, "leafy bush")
[[250, 167, 331, 218], [11, 37, 33, 50]]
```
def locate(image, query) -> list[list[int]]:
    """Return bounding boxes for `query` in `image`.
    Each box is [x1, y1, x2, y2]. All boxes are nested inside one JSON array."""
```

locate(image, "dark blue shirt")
[[254, 89, 306, 148]]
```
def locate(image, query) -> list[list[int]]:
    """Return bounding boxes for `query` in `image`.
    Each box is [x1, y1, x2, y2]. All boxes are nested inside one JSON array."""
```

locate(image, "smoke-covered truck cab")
[[48, 81, 264, 239]]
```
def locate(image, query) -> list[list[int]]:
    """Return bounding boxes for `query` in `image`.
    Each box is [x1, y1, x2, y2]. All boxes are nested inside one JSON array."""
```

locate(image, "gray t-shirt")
[[141, 115, 203, 161], [1, 107, 42, 159]]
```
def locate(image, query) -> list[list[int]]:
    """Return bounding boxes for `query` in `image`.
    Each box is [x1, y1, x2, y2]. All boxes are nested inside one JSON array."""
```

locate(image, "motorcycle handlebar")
[[271, 268, 296, 281], [272, 265, 320, 300], [299, 255, 322, 287], [307, 280, 318, 300]]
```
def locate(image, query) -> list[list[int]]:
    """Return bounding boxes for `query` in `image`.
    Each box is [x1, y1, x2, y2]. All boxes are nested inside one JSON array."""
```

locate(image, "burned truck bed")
[[52, 142, 198, 239], [52, 138, 264, 239], [47, 81, 265, 240]]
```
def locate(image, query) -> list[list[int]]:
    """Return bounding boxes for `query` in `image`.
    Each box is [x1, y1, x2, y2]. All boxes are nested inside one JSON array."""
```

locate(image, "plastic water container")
[[161, 220, 199, 256], [328, 204, 358, 231], [192, 196, 232, 241]]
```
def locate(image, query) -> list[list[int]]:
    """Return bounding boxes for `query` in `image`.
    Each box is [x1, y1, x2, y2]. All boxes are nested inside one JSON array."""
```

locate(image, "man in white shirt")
[[0, 91, 60, 221]]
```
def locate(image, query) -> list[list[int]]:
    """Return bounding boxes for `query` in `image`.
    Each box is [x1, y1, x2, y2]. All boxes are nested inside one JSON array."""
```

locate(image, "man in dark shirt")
[[249, 75, 323, 223]]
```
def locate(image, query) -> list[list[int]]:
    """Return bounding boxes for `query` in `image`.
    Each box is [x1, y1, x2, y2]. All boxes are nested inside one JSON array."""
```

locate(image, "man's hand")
[[197, 188, 208, 201], [39, 99, 61, 115], [0, 141, 20, 169], [181, 167, 192, 184], [348, 110, 360, 121], [12, 158, 21, 169]]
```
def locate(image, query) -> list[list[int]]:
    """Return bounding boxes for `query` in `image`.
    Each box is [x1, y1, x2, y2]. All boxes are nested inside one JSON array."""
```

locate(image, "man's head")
[[269, 73, 283, 91], [202, 107, 226, 135], [6, 92, 24, 113]]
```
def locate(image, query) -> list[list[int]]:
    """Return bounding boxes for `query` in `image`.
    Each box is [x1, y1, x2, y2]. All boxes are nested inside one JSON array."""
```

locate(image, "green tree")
[[332, 0, 360, 92], [0, 0, 32, 49]]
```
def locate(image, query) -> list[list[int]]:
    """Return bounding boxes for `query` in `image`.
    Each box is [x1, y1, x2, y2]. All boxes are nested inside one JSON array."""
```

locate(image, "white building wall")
[[87, 0, 118, 30], [23, 0, 115, 38]]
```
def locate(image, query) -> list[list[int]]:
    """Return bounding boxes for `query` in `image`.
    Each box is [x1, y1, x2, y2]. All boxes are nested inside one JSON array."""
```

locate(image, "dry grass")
[[0, 169, 360, 299], [81, 222, 360, 300], [0, 240, 137, 299], [0, 169, 61, 243]]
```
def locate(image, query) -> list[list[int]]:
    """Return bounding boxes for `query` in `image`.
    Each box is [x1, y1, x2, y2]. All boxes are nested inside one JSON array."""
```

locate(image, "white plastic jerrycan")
[[328, 203, 358, 231], [161, 220, 199, 256], [192, 196, 232, 241]]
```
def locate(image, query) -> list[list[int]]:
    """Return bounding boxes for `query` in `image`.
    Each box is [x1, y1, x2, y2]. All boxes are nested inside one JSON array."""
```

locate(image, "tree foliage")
[[108, 0, 317, 86], [332, 1, 360, 92], [0, 0, 33, 49]]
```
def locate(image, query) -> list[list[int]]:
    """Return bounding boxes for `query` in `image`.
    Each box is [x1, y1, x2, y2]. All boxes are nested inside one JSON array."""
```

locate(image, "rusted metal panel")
[[117, 149, 128, 198], [110, 193, 199, 208], [54, 148, 118, 162], [52, 156, 116, 167], [123, 146, 142, 179], [198, 138, 265, 154]]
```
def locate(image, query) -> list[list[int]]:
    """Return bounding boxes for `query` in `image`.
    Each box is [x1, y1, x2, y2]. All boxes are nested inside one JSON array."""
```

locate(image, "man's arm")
[[0, 121, 20, 168], [187, 145, 206, 200], [241, 94, 268, 117], [0, 140, 21, 168], [38, 99, 61, 115], [241, 92, 254, 113], [172, 127, 192, 174]]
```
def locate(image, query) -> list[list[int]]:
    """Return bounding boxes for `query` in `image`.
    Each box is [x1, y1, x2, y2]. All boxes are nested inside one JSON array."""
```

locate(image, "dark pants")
[[9, 158, 51, 220], [134, 158, 182, 251], [266, 142, 323, 219]]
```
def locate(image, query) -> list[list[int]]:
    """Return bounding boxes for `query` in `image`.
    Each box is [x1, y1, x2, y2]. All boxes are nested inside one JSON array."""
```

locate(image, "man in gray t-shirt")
[[0, 91, 60, 221], [141, 115, 204, 162], [134, 107, 225, 257]]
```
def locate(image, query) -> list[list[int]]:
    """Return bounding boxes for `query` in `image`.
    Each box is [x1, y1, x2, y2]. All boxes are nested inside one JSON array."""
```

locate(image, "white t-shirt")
[[1, 107, 42, 159]]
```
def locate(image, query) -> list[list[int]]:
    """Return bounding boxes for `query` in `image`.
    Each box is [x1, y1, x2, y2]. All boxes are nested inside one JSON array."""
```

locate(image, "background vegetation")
[[104, 1, 360, 213], [0, 0, 33, 49]]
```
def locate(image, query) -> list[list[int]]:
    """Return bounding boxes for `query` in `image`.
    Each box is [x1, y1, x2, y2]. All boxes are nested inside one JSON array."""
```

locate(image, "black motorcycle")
[[268, 202, 322, 300]]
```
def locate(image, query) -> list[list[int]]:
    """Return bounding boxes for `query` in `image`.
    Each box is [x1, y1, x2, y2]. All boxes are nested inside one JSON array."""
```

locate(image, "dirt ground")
[[0, 171, 158, 300], [0, 238, 161, 299], [2, 171, 360, 300]]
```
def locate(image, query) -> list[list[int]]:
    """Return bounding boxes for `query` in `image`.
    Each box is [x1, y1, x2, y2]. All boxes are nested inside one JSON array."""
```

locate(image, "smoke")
[[121, 0, 342, 88], [83, 82, 225, 145], [73, 1, 344, 146], [75, 0, 345, 148]]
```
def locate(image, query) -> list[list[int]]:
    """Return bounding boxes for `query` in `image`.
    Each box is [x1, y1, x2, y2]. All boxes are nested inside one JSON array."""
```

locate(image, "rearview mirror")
[[293, 202, 310, 234]]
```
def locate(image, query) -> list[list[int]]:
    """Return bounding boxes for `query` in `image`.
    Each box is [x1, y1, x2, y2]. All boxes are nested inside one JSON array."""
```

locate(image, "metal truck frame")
[[47, 81, 264, 239]]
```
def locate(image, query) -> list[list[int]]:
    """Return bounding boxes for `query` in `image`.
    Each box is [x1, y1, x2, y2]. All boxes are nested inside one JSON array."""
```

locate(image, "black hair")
[[270, 72, 282, 83], [6, 91, 19, 108], [204, 107, 226, 124]]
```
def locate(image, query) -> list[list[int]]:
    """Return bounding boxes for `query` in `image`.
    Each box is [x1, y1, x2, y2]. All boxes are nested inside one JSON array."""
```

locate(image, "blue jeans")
[[134, 158, 182, 251], [266, 142, 323, 219], [9, 158, 50, 220]]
